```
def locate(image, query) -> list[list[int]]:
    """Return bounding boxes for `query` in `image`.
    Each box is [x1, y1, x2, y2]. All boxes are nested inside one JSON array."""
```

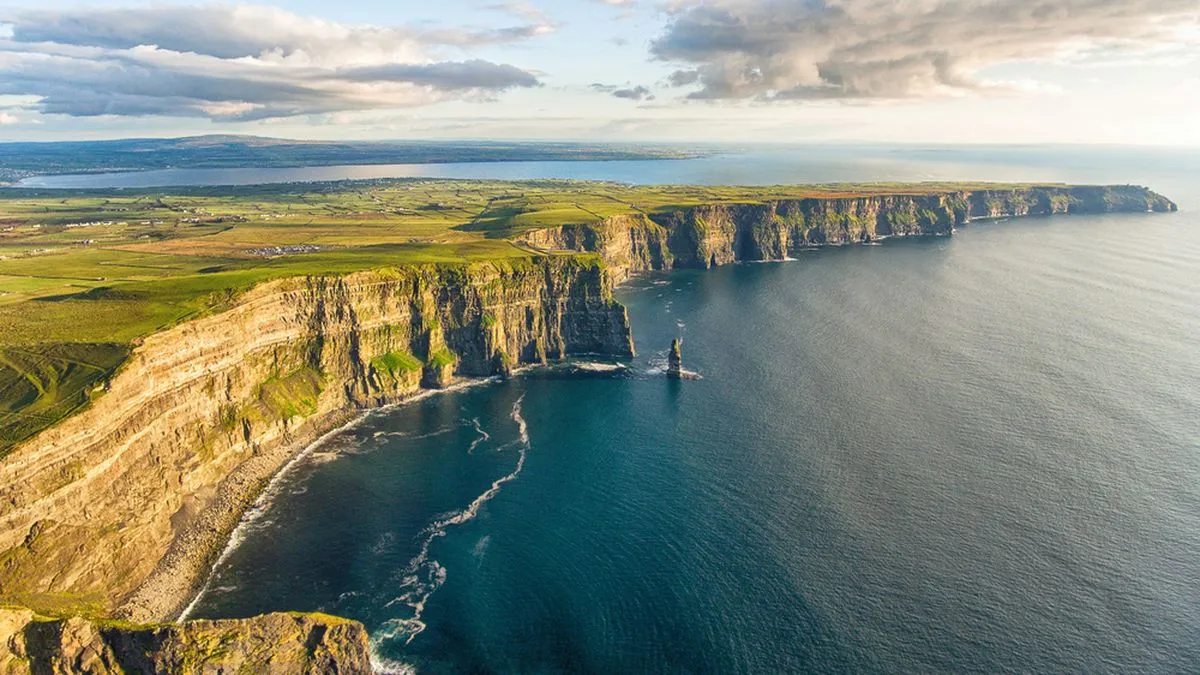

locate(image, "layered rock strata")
[[0, 258, 632, 622], [518, 186, 1177, 280]]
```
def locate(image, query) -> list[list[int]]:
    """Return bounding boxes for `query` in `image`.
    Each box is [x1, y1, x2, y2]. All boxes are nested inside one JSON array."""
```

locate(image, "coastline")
[[164, 373, 516, 624], [3, 183, 1175, 629], [166, 209, 1177, 623], [116, 403, 367, 622]]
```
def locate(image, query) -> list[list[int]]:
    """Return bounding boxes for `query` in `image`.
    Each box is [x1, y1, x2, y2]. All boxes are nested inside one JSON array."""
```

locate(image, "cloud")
[[483, 2, 556, 26], [0, 112, 18, 125], [590, 83, 655, 100], [0, 3, 546, 120], [613, 85, 654, 101], [652, 0, 1200, 101], [342, 60, 540, 89]]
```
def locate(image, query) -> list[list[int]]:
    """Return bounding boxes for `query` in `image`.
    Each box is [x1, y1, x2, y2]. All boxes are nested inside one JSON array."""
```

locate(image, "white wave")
[[375, 426, 458, 442], [305, 451, 342, 465], [376, 396, 531, 647], [572, 361, 627, 373], [369, 651, 419, 675], [466, 417, 489, 454]]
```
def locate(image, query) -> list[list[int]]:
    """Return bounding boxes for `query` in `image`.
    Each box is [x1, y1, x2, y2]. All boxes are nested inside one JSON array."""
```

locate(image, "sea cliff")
[[518, 186, 1177, 280], [0, 608, 371, 674], [0, 182, 1177, 672], [0, 257, 632, 625]]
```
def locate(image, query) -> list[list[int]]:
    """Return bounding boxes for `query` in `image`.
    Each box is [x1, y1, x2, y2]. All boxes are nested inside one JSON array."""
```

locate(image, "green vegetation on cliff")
[[0, 179, 1176, 456]]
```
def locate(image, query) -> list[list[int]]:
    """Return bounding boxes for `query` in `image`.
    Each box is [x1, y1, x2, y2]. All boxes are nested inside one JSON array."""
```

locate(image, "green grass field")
[[0, 178, 1055, 454]]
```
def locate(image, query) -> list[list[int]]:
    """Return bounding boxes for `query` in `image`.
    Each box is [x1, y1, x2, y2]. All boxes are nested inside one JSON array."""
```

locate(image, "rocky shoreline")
[[120, 406, 367, 623]]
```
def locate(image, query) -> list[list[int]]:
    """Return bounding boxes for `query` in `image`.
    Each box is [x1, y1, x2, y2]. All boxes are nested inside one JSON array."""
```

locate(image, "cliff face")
[[518, 186, 1177, 277], [0, 257, 632, 622], [518, 214, 674, 283], [0, 608, 371, 674]]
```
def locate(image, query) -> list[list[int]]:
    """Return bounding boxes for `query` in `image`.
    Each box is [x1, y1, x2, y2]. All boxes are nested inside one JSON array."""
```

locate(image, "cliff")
[[0, 257, 632, 623], [0, 181, 1176, 668], [0, 608, 371, 674], [517, 186, 1177, 279]]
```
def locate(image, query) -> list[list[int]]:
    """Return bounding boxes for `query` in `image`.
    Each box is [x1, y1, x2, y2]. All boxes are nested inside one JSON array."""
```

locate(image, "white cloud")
[[652, 0, 1200, 101], [0, 3, 547, 120], [0, 111, 18, 125]]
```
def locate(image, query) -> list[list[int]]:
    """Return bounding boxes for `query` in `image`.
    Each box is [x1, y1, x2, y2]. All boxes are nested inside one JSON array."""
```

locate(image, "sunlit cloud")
[[652, 0, 1200, 101], [0, 3, 547, 120]]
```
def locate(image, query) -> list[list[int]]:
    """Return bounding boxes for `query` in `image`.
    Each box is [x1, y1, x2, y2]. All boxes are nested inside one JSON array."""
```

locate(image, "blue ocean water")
[[13, 143, 1199, 189], [185, 148, 1200, 673]]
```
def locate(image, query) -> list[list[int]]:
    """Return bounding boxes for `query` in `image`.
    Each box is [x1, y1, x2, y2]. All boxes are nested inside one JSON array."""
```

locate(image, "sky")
[[0, 0, 1198, 144]]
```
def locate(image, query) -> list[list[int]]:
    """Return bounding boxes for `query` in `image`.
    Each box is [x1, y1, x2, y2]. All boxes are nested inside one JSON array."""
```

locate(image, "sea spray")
[[466, 417, 490, 454], [372, 395, 531, 654]]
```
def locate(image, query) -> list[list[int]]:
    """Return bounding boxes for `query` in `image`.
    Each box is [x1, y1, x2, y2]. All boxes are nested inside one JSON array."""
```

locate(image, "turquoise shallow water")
[[187, 150, 1200, 673]]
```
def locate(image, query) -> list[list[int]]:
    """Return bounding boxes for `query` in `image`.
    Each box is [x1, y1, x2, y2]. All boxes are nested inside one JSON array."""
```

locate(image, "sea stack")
[[668, 338, 683, 379]]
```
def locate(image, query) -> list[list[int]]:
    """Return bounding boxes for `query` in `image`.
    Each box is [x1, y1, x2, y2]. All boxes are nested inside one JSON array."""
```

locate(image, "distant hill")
[[0, 135, 699, 180]]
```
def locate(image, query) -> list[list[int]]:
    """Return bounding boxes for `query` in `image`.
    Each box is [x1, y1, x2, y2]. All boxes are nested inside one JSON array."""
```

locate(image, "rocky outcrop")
[[0, 608, 371, 674], [518, 186, 1177, 276], [667, 339, 683, 380], [0, 257, 633, 623]]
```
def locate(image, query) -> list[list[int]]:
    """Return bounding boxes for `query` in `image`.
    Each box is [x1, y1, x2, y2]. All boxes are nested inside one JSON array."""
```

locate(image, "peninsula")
[[0, 179, 1177, 671], [0, 135, 700, 185]]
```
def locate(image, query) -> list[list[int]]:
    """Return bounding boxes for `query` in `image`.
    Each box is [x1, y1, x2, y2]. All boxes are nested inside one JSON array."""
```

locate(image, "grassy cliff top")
[[0, 178, 1162, 453], [0, 179, 1092, 317]]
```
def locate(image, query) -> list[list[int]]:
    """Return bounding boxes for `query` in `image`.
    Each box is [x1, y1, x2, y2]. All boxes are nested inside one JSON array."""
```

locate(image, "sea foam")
[[373, 395, 531, 651]]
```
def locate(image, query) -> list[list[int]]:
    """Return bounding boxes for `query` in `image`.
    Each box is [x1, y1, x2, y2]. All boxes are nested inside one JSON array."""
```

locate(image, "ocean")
[[180, 146, 1200, 673]]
